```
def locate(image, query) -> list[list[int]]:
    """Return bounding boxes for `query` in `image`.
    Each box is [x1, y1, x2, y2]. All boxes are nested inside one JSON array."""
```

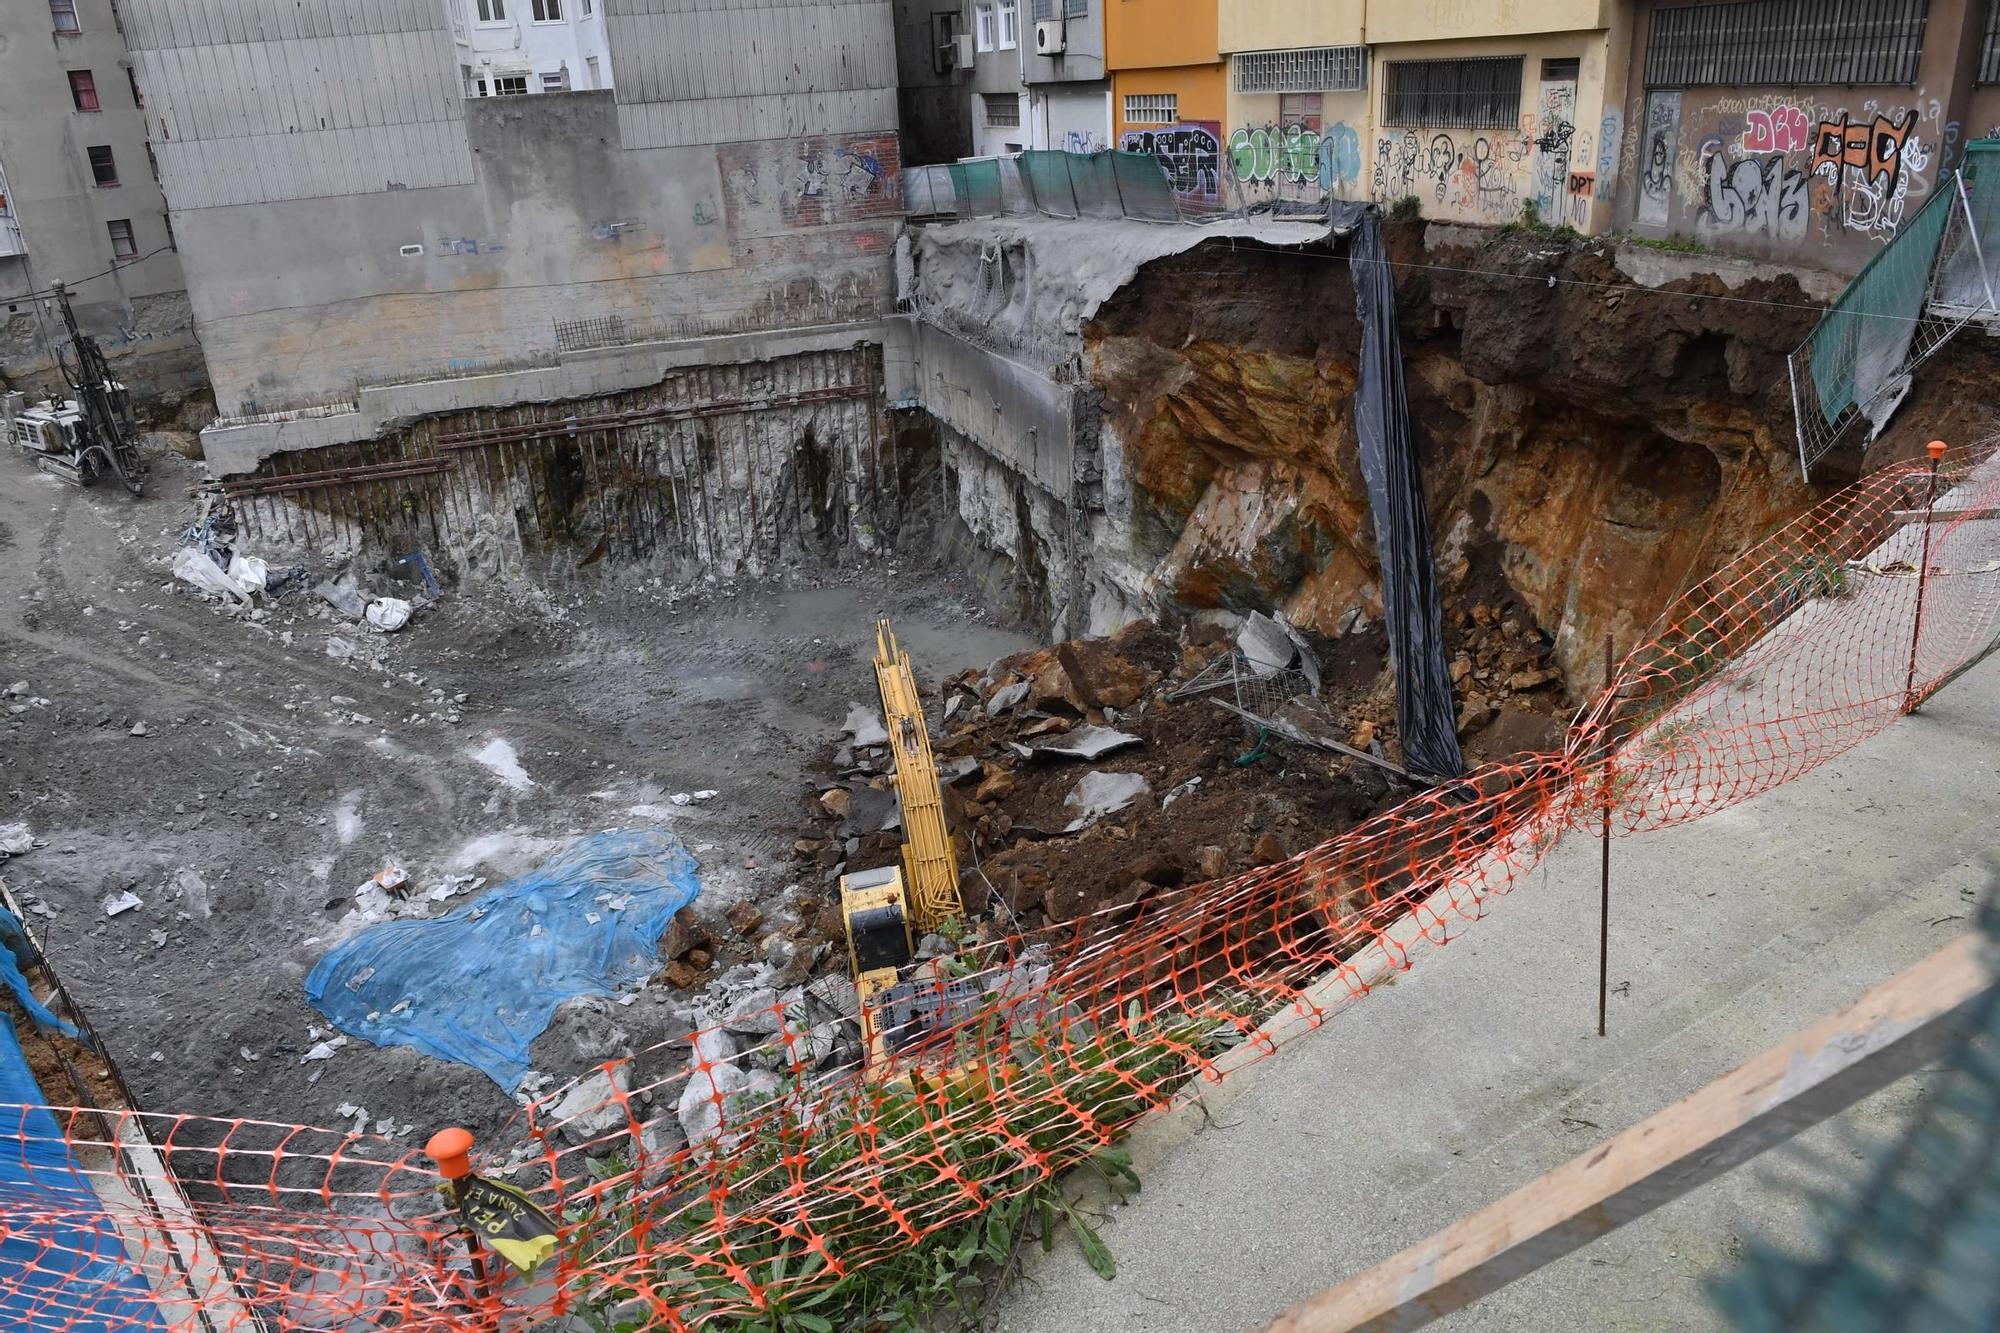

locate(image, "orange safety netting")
[[2, 444, 1998, 1332]]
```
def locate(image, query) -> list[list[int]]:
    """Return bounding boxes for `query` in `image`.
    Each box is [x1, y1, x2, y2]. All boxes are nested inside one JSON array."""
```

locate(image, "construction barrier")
[[2, 444, 1998, 1331]]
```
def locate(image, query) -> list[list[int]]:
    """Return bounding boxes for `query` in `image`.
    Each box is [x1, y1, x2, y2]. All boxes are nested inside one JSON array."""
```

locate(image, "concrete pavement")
[[996, 652, 2000, 1332]]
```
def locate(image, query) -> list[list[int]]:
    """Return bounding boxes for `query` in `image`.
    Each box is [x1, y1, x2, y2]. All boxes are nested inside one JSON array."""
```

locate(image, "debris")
[[722, 988, 784, 1036], [102, 890, 144, 918], [1237, 612, 1298, 677], [372, 864, 408, 893], [316, 576, 367, 620], [550, 1065, 633, 1144], [300, 1037, 347, 1063], [985, 680, 1030, 715], [725, 900, 764, 938], [1063, 771, 1151, 831], [841, 703, 888, 748], [365, 598, 412, 633], [1029, 724, 1142, 762], [129, 721, 149, 737], [174, 868, 213, 920], [817, 788, 852, 819], [171, 546, 263, 605], [842, 785, 900, 836], [1161, 776, 1202, 809], [677, 1029, 747, 1144], [0, 824, 33, 858], [669, 790, 720, 806]]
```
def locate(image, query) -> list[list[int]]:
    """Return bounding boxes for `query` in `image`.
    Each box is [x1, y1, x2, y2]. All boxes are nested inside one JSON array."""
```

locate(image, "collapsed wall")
[[906, 214, 2000, 694]]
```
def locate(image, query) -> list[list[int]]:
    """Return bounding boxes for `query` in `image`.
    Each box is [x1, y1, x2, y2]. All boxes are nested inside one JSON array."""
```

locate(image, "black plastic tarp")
[[1328, 201, 1465, 780]]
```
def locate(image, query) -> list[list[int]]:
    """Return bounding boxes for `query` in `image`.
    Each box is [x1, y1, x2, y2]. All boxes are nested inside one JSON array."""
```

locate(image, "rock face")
[[927, 221, 2000, 697]]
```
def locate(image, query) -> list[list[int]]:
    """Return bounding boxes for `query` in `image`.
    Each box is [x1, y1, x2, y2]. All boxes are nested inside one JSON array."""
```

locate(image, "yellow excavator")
[[839, 620, 971, 1076]]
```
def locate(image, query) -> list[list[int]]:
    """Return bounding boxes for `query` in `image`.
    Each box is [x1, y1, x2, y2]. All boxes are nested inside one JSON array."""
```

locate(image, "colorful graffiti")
[[1120, 122, 1221, 203], [1696, 152, 1809, 242], [719, 133, 902, 234], [1225, 121, 1365, 202], [1743, 104, 1812, 154]]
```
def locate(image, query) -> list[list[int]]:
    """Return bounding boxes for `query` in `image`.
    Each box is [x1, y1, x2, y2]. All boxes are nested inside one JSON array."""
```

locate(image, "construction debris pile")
[[796, 592, 1571, 937]]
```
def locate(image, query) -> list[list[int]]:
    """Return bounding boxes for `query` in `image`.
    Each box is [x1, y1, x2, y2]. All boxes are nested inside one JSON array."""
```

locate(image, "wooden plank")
[[1208, 698, 1437, 786], [1262, 931, 2000, 1333]]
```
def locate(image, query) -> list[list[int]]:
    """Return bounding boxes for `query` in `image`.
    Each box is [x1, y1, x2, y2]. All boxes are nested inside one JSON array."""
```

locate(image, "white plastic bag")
[[227, 553, 269, 596], [365, 597, 412, 632], [172, 547, 250, 604]]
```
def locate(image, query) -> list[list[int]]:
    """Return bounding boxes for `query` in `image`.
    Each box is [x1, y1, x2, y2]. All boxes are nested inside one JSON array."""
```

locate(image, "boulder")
[[726, 900, 764, 937], [550, 1065, 633, 1145], [660, 907, 712, 961]]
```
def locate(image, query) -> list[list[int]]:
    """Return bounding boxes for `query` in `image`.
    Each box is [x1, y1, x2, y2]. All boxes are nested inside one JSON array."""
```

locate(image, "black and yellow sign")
[[453, 1173, 560, 1275]]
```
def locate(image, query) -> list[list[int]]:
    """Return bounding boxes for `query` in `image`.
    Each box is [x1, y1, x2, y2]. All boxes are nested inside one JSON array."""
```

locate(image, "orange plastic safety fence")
[[0, 444, 1995, 1332]]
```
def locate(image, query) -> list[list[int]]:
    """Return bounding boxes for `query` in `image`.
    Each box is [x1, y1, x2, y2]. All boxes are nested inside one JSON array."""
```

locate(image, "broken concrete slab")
[[842, 703, 889, 748], [1030, 724, 1142, 761], [550, 1064, 633, 1145], [986, 680, 1030, 715], [1237, 612, 1298, 677], [842, 785, 901, 837], [1063, 771, 1151, 831]]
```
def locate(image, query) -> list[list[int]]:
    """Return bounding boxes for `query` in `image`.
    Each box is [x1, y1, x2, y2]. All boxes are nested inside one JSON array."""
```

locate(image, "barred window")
[[1064, 0, 1088, 18], [1233, 45, 1367, 93], [1031, 0, 1052, 19], [1982, 0, 2000, 81], [1123, 93, 1177, 124], [1381, 56, 1522, 129], [1646, 0, 1928, 87], [984, 93, 1021, 126]]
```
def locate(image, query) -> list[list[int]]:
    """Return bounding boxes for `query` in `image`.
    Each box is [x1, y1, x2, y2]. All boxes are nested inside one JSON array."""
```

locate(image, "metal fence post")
[[1902, 439, 1948, 713]]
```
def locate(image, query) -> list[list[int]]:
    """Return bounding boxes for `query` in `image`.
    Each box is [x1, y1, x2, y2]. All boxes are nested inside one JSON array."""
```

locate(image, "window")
[[1646, 0, 1928, 88], [492, 74, 528, 95], [50, 0, 80, 34], [540, 70, 567, 91], [998, 0, 1018, 49], [976, 1, 995, 52], [450, 0, 467, 37], [585, 55, 600, 87], [580, 0, 592, 13], [87, 145, 118, 186], [1032, 0, 1052, 18], [476, 0, 506, 21], [126, 67, 144, 108], [1124, 93, 1177, 124], [1233, 45, 1368, 93], [1382, 56, 1522, 129], [983, 92, 1021, 126], [1279, 93, 1322, 131], [531, 0, 562, 20], [462, 64, 479, 97], [1065, 0, 1087, 17], [68, 69, 99, 111], [106, 218, 136, 259], [1985, 0, 2000, 82], [144, 141, 159, 181], [1541, 57, 1579, 82]]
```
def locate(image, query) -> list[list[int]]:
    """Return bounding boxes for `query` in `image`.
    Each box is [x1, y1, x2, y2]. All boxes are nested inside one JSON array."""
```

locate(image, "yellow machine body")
[[870, 619, 964, 934], [839, 863, 912, 1074]]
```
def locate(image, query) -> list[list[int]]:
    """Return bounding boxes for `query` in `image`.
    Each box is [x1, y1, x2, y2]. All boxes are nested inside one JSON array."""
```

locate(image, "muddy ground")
[[0, 454, 1033, 1148]]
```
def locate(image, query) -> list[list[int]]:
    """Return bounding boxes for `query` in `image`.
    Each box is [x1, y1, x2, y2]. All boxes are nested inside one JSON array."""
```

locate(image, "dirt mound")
[[795, 608, 1570, 934]]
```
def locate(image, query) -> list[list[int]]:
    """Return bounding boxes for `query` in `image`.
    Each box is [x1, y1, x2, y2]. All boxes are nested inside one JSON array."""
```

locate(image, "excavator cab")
[[839, 864, 914, 1071]]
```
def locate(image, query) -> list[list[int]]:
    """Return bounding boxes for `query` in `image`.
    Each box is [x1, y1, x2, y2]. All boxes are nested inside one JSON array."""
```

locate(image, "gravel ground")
[[0, 455, 1033, 1150]]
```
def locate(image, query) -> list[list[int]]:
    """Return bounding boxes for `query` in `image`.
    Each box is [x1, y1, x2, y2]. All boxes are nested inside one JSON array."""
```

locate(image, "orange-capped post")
[[426, 1126, 475, 1181], [1904, 441, 1948, 711], [427, 1126, 498, 1323]]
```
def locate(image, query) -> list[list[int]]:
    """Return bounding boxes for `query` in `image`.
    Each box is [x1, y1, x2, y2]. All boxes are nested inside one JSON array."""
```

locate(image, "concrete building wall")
[[1368, 34, 1619, 232], [130, 0, 902, 422], [1367, 0, 1611, 45], [1021, 0, 1105, 85], [0, 0, 191, 376], [1031, 81, 1112, 151], [1106, 0, 1224, 145], [1613, 0, 1988, 276], [1217, 0, 1363, 55], [607, 0, 897, 150]]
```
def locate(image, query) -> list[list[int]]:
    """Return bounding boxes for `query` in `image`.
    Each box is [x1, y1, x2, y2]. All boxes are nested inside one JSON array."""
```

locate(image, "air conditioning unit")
[[950, 33, 976, 70], [1034, 20, 1065, 55]]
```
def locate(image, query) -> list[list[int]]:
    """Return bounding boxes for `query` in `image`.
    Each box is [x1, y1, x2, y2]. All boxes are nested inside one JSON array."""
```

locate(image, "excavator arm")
[[871, 619, 964, 934]]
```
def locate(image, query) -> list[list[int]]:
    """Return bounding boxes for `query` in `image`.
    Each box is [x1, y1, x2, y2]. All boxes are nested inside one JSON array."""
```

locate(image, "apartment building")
[[1107, 0, 1226, 159], [1214, 0, 1369, 210], [0, 0, 192, 388], [448, 0, 614, 97]]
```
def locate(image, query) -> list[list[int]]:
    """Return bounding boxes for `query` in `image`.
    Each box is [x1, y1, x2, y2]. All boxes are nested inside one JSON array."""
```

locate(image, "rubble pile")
[[794, 600, 1571, 935]]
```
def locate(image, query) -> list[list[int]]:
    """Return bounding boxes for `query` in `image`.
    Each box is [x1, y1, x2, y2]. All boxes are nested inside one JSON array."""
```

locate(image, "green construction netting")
[[949, 159, 1006, 217], [1805, 161, 1960, 424]]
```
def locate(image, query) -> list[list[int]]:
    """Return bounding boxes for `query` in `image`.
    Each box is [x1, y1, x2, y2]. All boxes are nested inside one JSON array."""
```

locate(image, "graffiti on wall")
[[1696, 152, 1810, 241], [1225, 121, 1362, 200], [1371, 126, 1520, 219], [1120, 122, 1221, 202], [719, 133, 902, 235], [1810, 109, 1924, 238], [1532, 78, 1578, 220], [1648, 91, 1951, 250]]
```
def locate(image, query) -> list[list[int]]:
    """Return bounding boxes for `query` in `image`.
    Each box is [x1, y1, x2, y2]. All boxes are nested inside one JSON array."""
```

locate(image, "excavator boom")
[[871, 619, 964, 933]]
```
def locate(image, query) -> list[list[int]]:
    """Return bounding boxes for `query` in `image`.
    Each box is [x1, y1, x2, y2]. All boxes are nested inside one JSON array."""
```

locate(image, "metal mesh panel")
[[1646, 0, 1929, 88], [1233, 45, 1368, 93], [1382, 57, 1522, 130], [1111, 149, 1182, 221], [1789, 143, 2000, 479], [1064, 0, 1087, 17], [904, 151, 1179, 225]]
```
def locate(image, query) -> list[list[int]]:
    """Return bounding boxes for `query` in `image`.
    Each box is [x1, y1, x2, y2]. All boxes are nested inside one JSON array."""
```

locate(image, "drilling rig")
[[2, 281, 144, 494]]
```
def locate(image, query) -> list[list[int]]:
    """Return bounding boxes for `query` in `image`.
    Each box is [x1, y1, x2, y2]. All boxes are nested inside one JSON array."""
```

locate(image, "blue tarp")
[[304, 829, 703, 1091], [0, 1015, 161, 1331]]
